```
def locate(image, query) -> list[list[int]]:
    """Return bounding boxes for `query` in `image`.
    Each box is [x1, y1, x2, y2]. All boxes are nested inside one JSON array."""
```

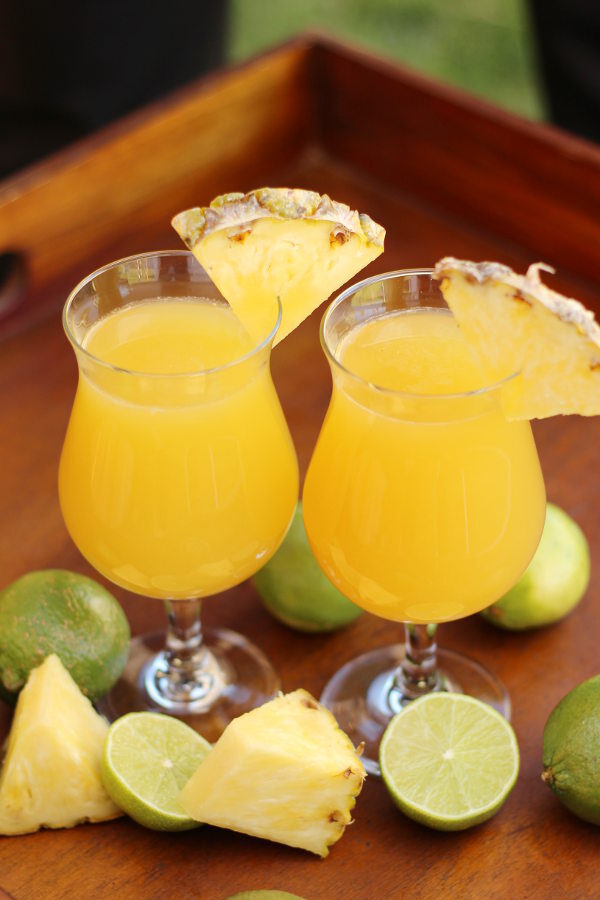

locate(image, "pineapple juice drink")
[[303, 308, 546, 623], [59, 298, 299, 599]]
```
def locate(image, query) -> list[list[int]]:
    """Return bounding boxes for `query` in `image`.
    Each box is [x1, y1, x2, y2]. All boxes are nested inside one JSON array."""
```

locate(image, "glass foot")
[[96, 627, 280, 743], [320, 643, 510, 776]]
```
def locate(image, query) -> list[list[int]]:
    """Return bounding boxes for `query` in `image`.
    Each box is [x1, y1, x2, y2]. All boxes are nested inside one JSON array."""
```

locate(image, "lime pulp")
[[379, 692, 519, 831], [101, 712, 211, 831]]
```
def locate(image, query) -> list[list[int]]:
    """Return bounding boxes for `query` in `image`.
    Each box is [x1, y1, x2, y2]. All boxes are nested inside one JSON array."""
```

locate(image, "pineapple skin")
[[0, 654, 121, 835], [434, 257, 600, 419], [172, 188, 385, 249], [171, 188, 385, 346], [179, 689, 365, 857]]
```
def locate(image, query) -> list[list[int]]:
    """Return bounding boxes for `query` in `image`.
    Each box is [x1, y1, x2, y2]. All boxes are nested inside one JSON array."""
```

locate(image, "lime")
[[481, 503, 590, 630], [379, 693, 519, 831], [227, 893, 306, 900], [0, 569, 130, 704], [101, 712, 211, 831], [252, 503, 361, 632], [542, 675, 600, 824]]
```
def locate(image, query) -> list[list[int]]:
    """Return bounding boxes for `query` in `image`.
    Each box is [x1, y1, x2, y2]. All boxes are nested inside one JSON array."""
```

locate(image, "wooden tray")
[[1, 33, 600, 900]]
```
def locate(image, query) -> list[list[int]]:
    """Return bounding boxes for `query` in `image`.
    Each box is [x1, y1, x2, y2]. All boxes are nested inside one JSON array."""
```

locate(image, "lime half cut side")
[[101, 712, 211, 831], [379, 693, 519, 831]]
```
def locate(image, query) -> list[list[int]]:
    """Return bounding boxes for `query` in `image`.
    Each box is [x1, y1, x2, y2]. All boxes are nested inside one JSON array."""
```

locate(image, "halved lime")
[[227, 893, 306, 900], [101, 712, 211, 831], [379, 693, 519, 831]]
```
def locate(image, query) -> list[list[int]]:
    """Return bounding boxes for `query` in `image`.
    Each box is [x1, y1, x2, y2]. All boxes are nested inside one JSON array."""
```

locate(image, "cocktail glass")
[[59, 251, 299, 740], [303, 269, 546, 773]]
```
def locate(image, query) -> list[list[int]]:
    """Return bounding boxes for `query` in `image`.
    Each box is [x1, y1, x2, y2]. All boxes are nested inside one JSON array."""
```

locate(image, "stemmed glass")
[[302, 269, 546, 773], [59, 251, 298, 741]]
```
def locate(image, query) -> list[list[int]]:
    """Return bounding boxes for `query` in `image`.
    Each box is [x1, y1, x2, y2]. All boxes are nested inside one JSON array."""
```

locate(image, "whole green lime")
[[481, 503, 590, 630], [0, 569, 130, 704], [542, 675, 600, 824], [252, 503, 361, 633]]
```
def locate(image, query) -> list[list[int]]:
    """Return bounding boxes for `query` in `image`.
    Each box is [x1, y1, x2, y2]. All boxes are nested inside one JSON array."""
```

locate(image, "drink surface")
[[338, 305, 487, 394], [303, 308, 546, 623], [59, 298, 298, 599], [82, 297, 255, 373]]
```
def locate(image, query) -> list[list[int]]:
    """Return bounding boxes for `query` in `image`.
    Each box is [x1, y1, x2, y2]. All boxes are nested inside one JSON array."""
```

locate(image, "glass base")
[[96, 627, 280, 743], [320, 643, 510, 776]]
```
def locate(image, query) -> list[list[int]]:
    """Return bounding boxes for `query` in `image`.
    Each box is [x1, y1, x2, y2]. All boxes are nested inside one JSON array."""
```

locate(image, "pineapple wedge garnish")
[[0, 654, 121, 835], [172, 188, 385, 344], [434, 258, 600, 419], [178, 689, 365, 857]]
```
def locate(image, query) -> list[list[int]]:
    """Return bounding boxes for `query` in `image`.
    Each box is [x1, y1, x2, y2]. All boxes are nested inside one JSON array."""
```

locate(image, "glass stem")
[[144, 599, 226, 711], [394, 623, 440, 701], [164, 599, 205, 684]]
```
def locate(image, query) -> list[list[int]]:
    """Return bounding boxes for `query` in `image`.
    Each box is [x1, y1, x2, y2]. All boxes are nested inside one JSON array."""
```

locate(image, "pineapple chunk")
[[178, 689, 365, 857], [172, 188, 385, 345], [0, 654, 121, 835], [433, 257, 600, 420]]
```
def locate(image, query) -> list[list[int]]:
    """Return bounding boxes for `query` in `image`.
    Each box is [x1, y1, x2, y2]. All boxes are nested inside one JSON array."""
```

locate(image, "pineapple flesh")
[[434, 257, 600, 420], [172, 188, 385, 345], [0, 654, 121, 835], [178, 689, 366, 857]]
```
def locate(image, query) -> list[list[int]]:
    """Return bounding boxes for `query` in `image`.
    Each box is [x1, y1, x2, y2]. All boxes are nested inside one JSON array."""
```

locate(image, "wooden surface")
[[1, 35, 600, 900]]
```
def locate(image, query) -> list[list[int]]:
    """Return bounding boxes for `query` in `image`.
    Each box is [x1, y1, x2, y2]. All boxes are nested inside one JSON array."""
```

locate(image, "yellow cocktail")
[[304, 307, 545, 623], [59, 251, 298, 738], [60, 298, 297, 600], [303, 270, 546, 772]]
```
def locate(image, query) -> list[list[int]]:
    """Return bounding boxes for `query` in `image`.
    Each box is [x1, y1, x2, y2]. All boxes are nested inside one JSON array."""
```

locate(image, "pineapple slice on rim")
[[178, 689, 366, 858], [0, 654, 121, 835], [433, 257, 600, 420], [172, 188, 385, 345]]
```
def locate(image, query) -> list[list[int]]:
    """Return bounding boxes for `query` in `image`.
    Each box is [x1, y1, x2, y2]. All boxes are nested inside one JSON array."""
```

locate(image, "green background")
[[229, 0, 544, 121]]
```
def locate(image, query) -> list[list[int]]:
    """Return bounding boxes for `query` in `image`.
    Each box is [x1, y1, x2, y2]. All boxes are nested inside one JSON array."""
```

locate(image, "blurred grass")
[[229, 0, 544, 121]]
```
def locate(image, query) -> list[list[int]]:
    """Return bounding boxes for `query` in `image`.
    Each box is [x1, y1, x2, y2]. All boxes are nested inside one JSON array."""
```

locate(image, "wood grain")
[[314, 36, 600, 289], [1, 36, 600, 900], [0, 38, 315, 336]]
